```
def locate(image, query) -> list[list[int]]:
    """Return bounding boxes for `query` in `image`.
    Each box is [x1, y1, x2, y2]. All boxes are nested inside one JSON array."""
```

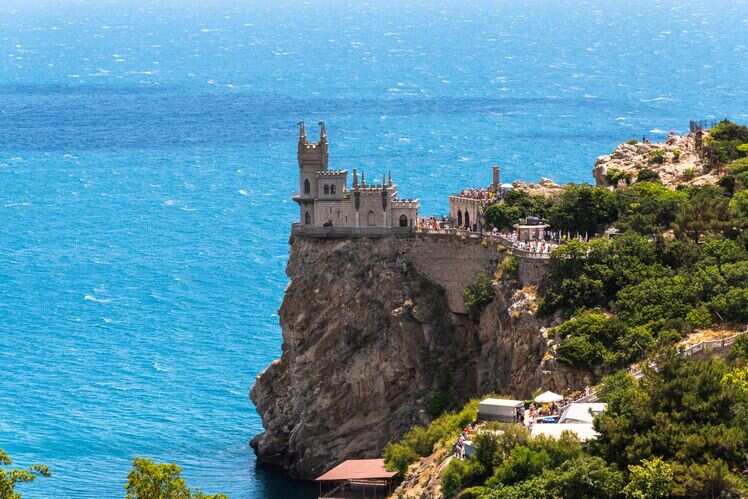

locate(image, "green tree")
[[484, 204, 521, 231], [548, 184, 618, 236], [592, 353, 748, 497], [125, 458, 227, 499], [0, 449, 49, 499], [623, 457, 673, 499], [616, 181, 684, 235], [545, 456, 624, 499]]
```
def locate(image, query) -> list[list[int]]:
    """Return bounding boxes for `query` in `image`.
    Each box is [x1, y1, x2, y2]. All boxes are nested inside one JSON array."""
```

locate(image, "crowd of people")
[[455, 188, 497, 201], [487, 229, 558, 255]]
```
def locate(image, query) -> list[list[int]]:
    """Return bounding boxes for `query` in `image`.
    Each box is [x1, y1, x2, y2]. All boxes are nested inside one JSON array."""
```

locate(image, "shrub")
[[605, 168, 629, 185], [556, 335, 606, 369], [464, 273, 494, 321], [442, 458, 484, 498], [672, 148, 682, 162], [498, 256, 519, 281], [648, 148, 666, 165], [685, 305, 713, 329], [384, 401, 478, 474], [623, 457, 674, 499], [728, 334, 748, 364], [636, 168, 660, 183], [626, 139, 638, 145], [682, 167, 695, 180]]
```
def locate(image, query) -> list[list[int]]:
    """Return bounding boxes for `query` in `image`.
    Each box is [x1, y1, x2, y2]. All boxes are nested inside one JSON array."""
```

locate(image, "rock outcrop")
[[593, 133, 719, 189], [250, 234, 587, 479]]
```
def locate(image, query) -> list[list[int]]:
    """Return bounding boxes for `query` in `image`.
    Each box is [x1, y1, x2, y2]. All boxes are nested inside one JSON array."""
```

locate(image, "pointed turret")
[[353, 169, 359, 189], [318, 121, 327, 144], [388, 170, 393, 187], [298, 121, 306, 143]]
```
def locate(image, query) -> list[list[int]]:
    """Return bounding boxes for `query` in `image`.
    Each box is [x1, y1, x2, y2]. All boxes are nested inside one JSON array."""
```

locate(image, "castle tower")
[[492, 165, 501, 193], [297, 121, 329, 197]]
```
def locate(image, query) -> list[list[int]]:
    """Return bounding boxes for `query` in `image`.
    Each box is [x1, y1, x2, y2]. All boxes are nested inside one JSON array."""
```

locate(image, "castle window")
[[304, 178, 310, 194], [324, 185, 330, 195], [305, 211, 311, 225], [457, 210, 462, 227], [367, 210, 376, 226], [399, 214, 408, 227], [331, 184, 336, 195], [465, 211, 470, 229]]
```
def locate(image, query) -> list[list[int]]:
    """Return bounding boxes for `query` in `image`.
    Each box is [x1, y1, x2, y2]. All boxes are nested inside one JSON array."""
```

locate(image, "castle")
[[292, 122, 419, 231]]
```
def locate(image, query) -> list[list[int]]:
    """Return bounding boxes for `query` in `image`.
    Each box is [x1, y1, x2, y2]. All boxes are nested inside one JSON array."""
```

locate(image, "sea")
[[0, 0, 746, 497]]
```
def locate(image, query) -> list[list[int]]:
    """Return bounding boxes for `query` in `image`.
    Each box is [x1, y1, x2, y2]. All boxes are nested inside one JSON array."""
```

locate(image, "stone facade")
[[292, 122, 419, 231], [448, 165, 504, 231]]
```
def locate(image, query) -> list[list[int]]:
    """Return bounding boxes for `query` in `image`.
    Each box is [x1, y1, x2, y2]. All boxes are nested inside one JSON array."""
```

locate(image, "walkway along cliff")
[[249, 124, 588, 479]]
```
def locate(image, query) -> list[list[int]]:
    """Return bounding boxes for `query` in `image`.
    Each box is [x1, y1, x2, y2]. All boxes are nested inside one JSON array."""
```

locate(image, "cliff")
[[593, 132, 719, 188], [250, 234, 589, 479]]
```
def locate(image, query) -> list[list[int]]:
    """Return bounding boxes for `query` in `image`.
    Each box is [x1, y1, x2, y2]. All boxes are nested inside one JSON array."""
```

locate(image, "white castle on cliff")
[[292, 122, 420, 231]]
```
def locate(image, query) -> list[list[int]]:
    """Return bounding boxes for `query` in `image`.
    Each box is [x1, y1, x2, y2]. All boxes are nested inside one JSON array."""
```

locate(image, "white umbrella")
[[534, 390, 563, 404]]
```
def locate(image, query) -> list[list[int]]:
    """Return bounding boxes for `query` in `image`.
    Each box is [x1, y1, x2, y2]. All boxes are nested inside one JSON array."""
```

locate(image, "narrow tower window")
[[324, 185, 330, 195], [305, 211, 311, 225], [304, 178, 310, 194], [330, 184, 336, 195], [399, 214, 408, 227]]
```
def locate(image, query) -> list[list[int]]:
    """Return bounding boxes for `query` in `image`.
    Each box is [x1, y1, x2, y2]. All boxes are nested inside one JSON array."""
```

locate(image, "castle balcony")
[[293, 193, 315, 203]]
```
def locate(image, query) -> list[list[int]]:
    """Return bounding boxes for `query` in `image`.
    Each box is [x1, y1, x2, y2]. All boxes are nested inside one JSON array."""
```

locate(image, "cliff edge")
[[250, 234, 588, 478]]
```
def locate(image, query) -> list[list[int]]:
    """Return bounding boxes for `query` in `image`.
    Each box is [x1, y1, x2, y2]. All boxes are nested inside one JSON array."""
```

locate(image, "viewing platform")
[[291, 223, 557, 260]]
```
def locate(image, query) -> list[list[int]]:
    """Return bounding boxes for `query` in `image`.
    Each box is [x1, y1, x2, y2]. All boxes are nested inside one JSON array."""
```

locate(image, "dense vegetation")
[[384, 402, 478, 475], [386, 122, 748, 498], [517, 121, 748, 373], [430, 349, 748, 498]]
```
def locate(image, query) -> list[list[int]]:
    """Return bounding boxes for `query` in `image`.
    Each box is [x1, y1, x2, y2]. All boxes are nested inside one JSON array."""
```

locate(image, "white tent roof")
[[534, 391, 563, 404], [531, 423, 599, 442], [559, 403, 607, 424], [479, 398, 524, 408]]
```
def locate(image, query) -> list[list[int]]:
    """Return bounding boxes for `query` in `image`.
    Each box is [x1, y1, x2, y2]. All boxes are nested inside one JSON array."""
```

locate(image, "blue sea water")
[[0, 0, 747, 497]]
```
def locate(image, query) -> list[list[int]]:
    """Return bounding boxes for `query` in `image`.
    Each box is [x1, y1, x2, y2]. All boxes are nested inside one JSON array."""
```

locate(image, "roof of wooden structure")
[[315, 459, 398, 482]]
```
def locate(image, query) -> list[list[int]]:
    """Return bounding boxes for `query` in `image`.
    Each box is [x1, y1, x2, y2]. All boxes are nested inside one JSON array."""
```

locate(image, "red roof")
[[315, 459, 398, 482]]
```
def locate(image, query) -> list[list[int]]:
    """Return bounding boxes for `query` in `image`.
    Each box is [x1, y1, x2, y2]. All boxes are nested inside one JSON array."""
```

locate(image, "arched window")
[[304, 178, 310, 194], [457, 210, 462, 227], [330, 184, 336, 195], [305, 211, 311, 225], [324, 185, 330, 195], [399, 214, 408, 227], [367, 210, 376, 226], [465, 211, 470, 229]]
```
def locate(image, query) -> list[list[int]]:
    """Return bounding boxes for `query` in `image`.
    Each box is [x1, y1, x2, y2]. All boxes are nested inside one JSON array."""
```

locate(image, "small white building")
[[559, 403, 607, 424], [513, 216, 549, 241], [478, 398, 524, 422], [531, 423, 599, 442]]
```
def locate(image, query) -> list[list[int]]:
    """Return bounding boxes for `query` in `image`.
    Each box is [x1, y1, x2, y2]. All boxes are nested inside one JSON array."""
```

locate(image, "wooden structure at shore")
[[316, 459, 398, 499]]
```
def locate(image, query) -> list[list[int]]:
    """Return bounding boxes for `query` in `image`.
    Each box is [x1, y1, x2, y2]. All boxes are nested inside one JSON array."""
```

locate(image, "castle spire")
[[382, 173, 386, 190], [353, 169, 359, 189], [388, 170, 392, 186], [298, 121, 306, 142], [318, 121, 327, 143], [361, 171, 366, 187]]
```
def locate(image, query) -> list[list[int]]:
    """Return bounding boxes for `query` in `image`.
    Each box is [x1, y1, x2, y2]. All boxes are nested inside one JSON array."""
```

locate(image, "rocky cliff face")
[[593, 133, 719, 188], [250, 235, 588, 479]]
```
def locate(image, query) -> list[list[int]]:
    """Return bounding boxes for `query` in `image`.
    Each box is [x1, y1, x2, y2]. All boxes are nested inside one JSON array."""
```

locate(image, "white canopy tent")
[[534, 390, 563, 404]]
